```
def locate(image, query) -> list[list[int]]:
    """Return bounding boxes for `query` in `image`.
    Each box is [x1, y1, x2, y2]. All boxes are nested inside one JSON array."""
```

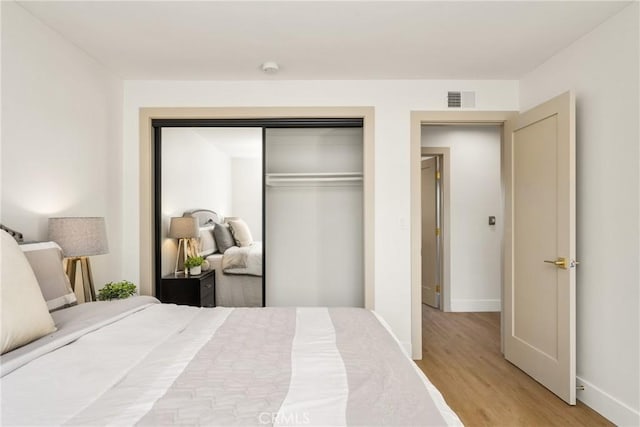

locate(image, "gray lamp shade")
[[48, 217, 109, 257], [168, 217, 199, 239]]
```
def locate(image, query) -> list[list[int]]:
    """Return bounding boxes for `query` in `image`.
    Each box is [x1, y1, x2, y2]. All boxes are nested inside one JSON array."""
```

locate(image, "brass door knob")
[[544, 258, 579, 270]]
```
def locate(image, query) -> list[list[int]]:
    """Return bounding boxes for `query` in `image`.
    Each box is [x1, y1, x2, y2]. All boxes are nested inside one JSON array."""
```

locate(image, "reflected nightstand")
[[161, 269, 215, 307]]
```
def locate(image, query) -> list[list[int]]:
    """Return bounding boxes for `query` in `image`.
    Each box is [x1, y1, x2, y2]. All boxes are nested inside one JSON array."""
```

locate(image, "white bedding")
[[205, 255, 263, 307], [1, 298, 461, 426], [221, 241, 262, 276]]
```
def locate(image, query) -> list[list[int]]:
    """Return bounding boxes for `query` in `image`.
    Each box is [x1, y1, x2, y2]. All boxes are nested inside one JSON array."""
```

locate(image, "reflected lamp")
[[169, 217, 199, 275]]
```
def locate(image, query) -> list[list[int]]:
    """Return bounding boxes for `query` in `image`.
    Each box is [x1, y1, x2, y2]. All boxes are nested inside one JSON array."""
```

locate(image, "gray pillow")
[[213, 224, 236, 253], [21, 242, 77, 312]]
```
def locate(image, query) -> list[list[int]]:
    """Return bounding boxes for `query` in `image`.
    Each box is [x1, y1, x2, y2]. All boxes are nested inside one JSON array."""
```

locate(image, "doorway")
[[410, 112, 515, 359], [420, 125, 503, 315]]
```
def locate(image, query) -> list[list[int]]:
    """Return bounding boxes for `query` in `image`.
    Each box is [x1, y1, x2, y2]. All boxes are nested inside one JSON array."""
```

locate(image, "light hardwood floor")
[[414, 304, 613, 427]]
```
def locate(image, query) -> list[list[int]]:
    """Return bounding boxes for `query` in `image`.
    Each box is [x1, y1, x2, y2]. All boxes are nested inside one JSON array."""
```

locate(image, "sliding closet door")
[[265, 127, 364, 307]]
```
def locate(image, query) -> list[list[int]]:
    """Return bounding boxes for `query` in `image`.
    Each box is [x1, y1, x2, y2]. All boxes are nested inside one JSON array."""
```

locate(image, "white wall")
[[122, 79, 519, 352], [520, 3, 639, 425], [160, 128, 232, 276], [1, 1, 123, 293], [161, 128, 233, 217], [422, 125, 503, 312], [231, 157, 262, 241]]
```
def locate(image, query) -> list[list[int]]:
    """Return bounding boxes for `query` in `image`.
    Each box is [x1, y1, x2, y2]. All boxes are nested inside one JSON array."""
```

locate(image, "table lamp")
[[48, 217, 109, 302], [169, 217, 199, 275]]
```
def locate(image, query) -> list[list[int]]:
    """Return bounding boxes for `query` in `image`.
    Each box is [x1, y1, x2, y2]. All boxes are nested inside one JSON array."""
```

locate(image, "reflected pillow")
[[21, 242, 77, 312], [198, 225, 218, 256], [227, 218, 253, 247], [213, 223, 236, 254], [1, 230, 57, 354]]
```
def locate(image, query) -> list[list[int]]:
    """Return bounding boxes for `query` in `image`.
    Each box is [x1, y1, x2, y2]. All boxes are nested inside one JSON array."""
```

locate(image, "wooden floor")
[[414, 304, 613, 427]]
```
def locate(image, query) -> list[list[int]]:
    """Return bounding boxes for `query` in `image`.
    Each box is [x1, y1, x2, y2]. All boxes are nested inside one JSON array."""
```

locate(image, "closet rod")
[[266, 172, 362, 178], [266, 176, 363, 187]]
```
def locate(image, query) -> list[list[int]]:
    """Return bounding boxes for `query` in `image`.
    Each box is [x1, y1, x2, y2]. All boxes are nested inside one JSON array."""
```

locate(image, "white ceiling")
[[192, 128, 262, 158], [17, 1, 631, 80]]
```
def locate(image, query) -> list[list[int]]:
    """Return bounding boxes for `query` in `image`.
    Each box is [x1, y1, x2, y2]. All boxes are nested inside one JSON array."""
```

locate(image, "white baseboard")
[[450, 299, 500, 312], [577, 376, 640, 426]]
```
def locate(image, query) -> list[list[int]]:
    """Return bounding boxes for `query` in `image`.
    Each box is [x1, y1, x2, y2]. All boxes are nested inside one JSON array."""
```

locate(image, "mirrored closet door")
[[158, 126, 264, 307]]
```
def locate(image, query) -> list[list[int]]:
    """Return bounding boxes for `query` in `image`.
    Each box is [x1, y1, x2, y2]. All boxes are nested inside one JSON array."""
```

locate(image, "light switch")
[[489, 216, 496, 226]]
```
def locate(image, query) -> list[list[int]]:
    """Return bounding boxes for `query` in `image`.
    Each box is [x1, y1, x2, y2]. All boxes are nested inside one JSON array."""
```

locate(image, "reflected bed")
[[185, 209, 263, 307]]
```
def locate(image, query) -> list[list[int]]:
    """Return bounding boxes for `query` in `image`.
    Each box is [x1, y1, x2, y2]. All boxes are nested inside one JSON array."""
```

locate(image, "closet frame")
[[152, 117, 365, 305]]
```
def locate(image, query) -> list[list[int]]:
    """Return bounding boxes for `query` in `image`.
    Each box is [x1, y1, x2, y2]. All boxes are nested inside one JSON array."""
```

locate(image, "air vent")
[[447, 91, 476, 108], [448, 91, 461, 108]]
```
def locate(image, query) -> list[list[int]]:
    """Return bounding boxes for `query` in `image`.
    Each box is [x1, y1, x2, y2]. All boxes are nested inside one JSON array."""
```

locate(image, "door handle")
[[544, 258, 579, 270]]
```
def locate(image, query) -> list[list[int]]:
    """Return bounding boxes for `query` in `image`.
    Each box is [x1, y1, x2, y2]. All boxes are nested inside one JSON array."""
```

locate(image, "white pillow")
[[21, 242, 77, 312], [1, 230, 57, 354], [226, 218, 253, 247], [198, 225, 218, 256]]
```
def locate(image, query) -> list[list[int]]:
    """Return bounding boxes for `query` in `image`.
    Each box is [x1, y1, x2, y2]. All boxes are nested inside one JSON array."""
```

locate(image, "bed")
[[1, 227, 462, 426], [184, 209, 263, 307]]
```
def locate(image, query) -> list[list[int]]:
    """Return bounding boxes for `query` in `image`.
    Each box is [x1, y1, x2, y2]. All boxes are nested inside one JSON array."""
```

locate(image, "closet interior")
[[265, 127, 364, 307]]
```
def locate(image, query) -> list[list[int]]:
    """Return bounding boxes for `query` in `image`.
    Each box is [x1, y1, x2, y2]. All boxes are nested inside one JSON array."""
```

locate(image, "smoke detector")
[[261, 61, 279, 74]]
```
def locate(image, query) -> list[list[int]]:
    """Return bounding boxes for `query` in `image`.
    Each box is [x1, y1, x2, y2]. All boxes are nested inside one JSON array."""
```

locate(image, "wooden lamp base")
[[65, 256, 97, 302]]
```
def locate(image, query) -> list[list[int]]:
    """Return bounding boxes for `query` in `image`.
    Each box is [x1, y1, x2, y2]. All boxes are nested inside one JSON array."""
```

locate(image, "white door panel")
[[505, 91, 576, 404], [421, 157, 438, 308]]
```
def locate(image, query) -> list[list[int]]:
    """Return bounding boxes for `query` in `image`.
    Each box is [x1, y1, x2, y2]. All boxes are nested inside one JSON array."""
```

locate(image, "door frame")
[[410, 111, 516, 359], [139, 107, 375, 310]]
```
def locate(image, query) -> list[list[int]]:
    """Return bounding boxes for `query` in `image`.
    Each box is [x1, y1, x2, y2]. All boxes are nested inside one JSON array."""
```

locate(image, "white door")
[[421, 157, 438, 308], [504, 91, 577, 404]]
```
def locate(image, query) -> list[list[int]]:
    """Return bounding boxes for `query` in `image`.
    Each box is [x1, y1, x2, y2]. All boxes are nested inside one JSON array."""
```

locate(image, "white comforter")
[[222, 241, 262, 276], [1, 298, 461, 426]]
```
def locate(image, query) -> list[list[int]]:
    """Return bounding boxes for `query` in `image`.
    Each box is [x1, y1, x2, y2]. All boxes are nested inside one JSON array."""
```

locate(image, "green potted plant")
[[97, 280, 137, 301], [184, 255, 204, 275]]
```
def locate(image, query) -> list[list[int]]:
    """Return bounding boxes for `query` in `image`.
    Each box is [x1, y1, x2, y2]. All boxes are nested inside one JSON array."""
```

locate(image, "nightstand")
[[161, 269, 215, 307]]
